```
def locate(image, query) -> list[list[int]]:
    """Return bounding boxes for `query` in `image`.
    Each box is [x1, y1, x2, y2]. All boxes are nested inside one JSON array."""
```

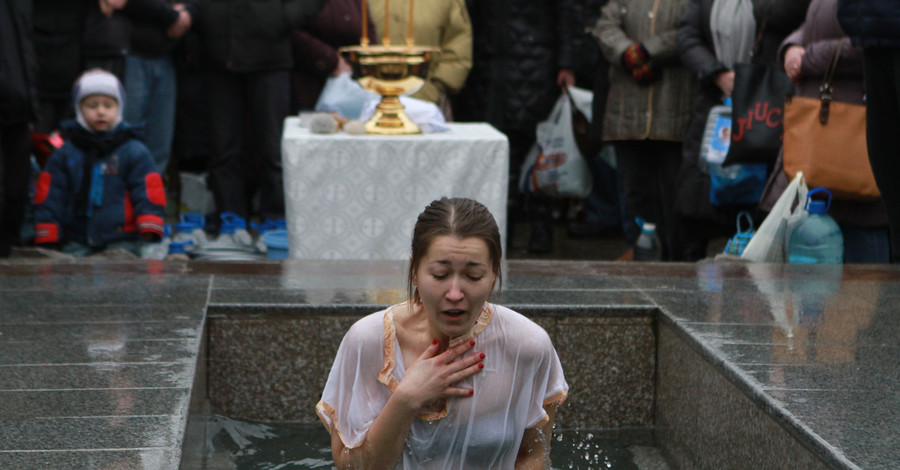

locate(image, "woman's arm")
[[330, 339, 485, 469], [677, 0, 726, 83], [515, 401, 560, 470], [592, 0, 633, 66]]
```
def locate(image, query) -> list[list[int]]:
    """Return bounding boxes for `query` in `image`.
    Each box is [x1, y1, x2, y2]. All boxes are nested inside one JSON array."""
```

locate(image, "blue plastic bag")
[[709, 162, 768, 206], [314, 72, 379, 120]]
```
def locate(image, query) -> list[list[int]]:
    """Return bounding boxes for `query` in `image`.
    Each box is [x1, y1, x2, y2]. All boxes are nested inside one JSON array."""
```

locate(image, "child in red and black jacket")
[[33, 69, 166, 257]]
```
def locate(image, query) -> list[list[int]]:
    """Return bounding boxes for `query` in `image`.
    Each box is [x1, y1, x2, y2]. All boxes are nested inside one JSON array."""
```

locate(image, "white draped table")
[[281, 118, 509, 260]]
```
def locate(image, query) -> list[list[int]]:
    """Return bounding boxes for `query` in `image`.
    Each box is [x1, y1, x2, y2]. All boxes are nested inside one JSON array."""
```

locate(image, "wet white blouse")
[[317, 302, 568, 469]]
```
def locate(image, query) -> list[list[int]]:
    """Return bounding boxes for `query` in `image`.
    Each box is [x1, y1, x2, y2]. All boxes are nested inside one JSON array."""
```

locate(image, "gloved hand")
[[621, 43, 650, 71], [621, 43, 660, 85], [631, 63, 660, 85]]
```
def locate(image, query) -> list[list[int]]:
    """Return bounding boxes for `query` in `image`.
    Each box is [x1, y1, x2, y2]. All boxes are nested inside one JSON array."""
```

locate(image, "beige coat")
[[368, 0, 472, 103], [592, 0, 695, 141]]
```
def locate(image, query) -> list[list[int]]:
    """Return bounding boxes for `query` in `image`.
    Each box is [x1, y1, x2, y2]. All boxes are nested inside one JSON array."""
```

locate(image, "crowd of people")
[[1, 0, 899, 263]]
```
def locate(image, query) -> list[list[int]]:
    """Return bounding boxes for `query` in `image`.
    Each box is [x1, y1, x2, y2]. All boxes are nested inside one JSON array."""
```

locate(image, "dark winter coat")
[[33, 121, 166, 247], [197, 0, 329, 72], [129, 0, 199, 58], [0, 0, 39, 124], [33, 0, 86, 102], [752, 0, 813, 66], [837, 0, 900, 48], [289, 0, 377, 112], [82, 0, 193, 60], [453, 0, 579, 131]]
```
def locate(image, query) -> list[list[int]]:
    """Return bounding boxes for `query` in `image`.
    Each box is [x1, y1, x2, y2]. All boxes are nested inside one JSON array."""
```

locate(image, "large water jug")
[[633, 218, 661, 261], [788, 188, 843, 264]]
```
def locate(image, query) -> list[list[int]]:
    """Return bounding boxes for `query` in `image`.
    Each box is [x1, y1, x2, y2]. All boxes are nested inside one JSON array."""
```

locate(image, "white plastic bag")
[[519, 89, 593, 198], [359, 95, 450, 133], [740, 171, 808, 262], [314, 72, 379, 119]]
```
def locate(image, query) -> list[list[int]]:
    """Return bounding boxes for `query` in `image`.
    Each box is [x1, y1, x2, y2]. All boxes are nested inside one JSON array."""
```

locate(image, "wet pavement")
[[0, 233, 896, 469]]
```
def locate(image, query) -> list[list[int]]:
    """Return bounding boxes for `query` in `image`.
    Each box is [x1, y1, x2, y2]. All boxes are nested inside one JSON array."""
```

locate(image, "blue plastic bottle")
[[788, 188, 843, 264]]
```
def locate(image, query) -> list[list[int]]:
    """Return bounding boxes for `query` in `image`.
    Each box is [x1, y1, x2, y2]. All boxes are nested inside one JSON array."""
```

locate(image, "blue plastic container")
[[788, 188, 843, 264], [263, 230, 290, 260]]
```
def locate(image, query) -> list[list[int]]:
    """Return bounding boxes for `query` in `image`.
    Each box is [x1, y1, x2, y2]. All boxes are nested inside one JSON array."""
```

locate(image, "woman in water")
[[317, 197, 568, 469]]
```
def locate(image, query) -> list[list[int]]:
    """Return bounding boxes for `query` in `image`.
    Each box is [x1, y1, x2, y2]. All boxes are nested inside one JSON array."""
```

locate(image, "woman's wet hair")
[[408, 197, 502, 303]]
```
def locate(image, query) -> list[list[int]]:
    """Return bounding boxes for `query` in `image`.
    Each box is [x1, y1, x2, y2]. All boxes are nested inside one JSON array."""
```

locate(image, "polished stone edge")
[[655, 312, 860, 470], [206, 303, 658, 318], [179, 317, 209, 470]]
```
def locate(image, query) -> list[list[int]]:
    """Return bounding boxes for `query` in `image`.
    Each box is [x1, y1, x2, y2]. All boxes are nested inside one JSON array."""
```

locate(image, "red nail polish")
[[478, 363, 484, 369], [469, 389, 474, 396], [469, 340, 476, 346], [432, 339, 439, 345], [480, 353, 485, 359]]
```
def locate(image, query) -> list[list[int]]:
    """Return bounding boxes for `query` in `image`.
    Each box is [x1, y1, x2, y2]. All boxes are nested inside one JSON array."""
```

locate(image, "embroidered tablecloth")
[[282, 119, 509, 259]]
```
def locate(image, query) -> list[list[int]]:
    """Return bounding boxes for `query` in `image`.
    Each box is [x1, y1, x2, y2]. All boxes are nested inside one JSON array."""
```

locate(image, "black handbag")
[[723, 62, 795, 166]]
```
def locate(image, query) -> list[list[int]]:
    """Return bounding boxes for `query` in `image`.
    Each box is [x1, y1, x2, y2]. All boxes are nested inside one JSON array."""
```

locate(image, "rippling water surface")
[[203, 414, 645, 469]]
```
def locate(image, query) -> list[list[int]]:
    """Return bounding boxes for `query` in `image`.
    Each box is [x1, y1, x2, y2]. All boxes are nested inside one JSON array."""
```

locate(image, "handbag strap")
[[818, 38, 848, 124]]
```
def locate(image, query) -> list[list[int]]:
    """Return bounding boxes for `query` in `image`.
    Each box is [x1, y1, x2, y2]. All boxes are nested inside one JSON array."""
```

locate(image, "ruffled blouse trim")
[[316, 400, 363, 450], [377, 301, 494, 422], [531, 389, 570, 429]]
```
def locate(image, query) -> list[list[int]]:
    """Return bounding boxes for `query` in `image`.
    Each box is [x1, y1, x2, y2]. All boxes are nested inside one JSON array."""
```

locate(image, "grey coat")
[[592, 0, 695, 141]]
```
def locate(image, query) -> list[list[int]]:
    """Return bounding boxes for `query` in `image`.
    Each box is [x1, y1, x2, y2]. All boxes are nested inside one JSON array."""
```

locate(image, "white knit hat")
[[73, 68, 125, 130]]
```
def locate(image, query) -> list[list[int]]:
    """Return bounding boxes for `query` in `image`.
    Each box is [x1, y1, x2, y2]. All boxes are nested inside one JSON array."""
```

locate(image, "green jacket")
[[592, 0, 694, 141], [198, 0, 329, 72]]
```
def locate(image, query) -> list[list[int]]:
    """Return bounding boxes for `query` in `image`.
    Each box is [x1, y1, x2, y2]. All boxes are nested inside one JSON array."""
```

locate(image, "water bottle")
[[633, 218, 661, 261], [699, 97, 732, 173], [788, 188, 843, 264]]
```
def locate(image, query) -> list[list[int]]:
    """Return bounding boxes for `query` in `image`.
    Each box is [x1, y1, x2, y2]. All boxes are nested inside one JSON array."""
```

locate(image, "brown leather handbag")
[[782, 39, 880, 201]]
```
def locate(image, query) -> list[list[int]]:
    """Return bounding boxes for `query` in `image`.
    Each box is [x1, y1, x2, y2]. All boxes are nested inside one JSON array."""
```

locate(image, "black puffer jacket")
[[33, 0, 86, 102], [0, 0, 38, 124], [197, 0, 329, 72], [129, 0, 199, 58], [838, 0, 900, 47], [753, 0, 813, 66], [454, 0, 577, 131]]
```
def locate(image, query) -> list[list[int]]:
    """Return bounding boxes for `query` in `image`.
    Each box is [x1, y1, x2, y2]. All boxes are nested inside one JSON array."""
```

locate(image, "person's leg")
[[616, 140, 659, 231], [609, 144, 639, 246], [0, 122, 31, 257], [124, 55, 150, 128], [500, 127, 535, 251], [125, 55, 177, 173], [206, 70, 248, 222], [568, 150, 622, 237], [246, 70, 290, 221], [863, 47, 900, 263], [653, 140, 686, 261], [841, 224, 890, 264]]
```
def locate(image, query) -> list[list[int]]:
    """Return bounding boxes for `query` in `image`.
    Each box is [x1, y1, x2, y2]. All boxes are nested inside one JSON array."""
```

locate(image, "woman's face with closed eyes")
[[414, 235, 496, 340]]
